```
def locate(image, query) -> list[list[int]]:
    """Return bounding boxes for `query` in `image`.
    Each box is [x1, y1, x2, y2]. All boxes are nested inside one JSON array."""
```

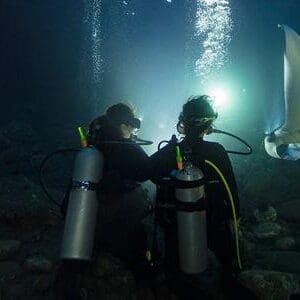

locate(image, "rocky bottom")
[[0, 206, 300, 300]]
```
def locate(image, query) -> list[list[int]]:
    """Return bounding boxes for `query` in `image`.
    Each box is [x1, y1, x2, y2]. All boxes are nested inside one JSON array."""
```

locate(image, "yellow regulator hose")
[[204, 160, 242, 270]]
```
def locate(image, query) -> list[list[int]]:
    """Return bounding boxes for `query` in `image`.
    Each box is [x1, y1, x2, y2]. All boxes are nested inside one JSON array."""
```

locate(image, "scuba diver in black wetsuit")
[[88, 103, 150, 184], [148, 95, 247, 299], [56, 103, 153, 300], [87, 103, 152, 265]]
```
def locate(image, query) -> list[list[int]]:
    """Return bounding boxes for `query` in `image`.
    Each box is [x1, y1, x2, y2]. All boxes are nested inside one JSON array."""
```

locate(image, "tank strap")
[[72, 180, 99, 191], [175, 198, 207, 212], [173, 178, 205, 188], [158, 197, 207, 212]]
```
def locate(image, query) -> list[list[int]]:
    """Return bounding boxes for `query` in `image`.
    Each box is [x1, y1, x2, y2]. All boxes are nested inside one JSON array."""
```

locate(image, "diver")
[[87, 102, 152, 266], [148, 95, 241, 298], [56, 102, 153, 300]]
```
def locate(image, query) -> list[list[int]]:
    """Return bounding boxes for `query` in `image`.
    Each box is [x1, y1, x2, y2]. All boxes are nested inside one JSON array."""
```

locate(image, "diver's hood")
[[264, 25, 300, 160]]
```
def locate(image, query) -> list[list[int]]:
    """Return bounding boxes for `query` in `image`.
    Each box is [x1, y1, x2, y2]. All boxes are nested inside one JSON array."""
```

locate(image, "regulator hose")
[[158, 130, 253, 155], [39, 148, 79, 208], [212, 129, 252, 155], [39, 138, 153, 208]]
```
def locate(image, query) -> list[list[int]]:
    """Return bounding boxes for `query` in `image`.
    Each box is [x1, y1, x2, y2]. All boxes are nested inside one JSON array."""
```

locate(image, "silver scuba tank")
[[60, 146, 103, 261], [175, 161, 208, 274]]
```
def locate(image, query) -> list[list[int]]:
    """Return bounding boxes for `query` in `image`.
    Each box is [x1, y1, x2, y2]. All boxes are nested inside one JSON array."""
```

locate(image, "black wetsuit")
[[149, 137, 240, 272], [91, 138, 151, 266], [96, 140, 149, 191]]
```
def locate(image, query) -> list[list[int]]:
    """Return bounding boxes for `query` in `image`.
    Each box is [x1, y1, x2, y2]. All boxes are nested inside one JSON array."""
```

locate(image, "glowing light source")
[[209, 87, 229, 109], [205, 83, 235, 112]]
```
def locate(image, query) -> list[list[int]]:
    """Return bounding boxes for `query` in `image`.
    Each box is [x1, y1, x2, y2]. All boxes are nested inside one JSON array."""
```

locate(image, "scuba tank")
[[174, 148, 208, 274], [60, 129, 103, 261]]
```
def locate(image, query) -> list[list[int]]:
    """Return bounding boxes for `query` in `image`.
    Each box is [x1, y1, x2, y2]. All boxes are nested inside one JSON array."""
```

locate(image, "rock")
[[240, 238, 256, 265], [2, 283, 27, 300], [275, 237, 296, 251], [24, 256, 53, 273], [276, 200, 300, 222], [32, 274, 53, 293], [253, 222, 282, 239], [256, 251, 300, 274], [238, 270, 300, 300], [81, 253, 137, 299], [0, 240, 21, 260], [91, 253, 126, 278], [253, 206, 277, 223], [0, 178, 56, 227], [241, 230, 256, 242], [3, 274, 54, 299], [0, 261, 22, 281]]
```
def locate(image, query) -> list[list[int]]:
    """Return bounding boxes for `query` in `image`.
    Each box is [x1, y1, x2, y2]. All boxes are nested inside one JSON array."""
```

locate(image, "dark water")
[[2, 0, 300, 197], [1, 1, 300, 140], [1, 1, 300, 299]]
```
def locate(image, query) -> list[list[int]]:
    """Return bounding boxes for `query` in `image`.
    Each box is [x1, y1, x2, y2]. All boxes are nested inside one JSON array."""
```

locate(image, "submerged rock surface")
[[239, 270, 300, 300]]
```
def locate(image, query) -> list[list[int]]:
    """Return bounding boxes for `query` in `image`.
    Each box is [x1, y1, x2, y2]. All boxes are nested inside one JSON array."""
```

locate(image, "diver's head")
[[89, 103, 141, 143], [106, 103, 141, 139], [177, 95, 218, 139]]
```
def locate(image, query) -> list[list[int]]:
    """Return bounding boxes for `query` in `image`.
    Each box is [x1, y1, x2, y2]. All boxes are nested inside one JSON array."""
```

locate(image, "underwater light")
[[208, 87, 229, 109]]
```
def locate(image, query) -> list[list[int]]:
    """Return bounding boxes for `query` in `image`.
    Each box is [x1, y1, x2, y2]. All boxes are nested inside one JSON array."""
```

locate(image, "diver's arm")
[[133, 148, 151, 182], [122, 144, 151, 182], [148, 144, 176, 184]]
